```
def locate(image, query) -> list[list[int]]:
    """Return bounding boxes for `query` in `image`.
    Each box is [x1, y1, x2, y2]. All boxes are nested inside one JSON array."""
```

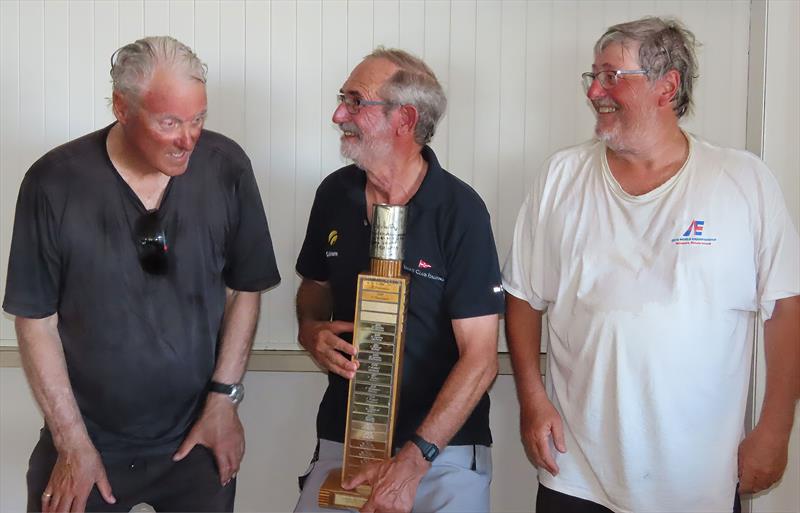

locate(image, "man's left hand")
[[738, 423, 790, 494], [342, 443, 430, 513], [173, 394, 245, 486]]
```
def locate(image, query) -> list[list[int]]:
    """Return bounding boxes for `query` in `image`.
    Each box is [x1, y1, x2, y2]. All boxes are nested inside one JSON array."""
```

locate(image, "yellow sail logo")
[[328, 230, 338, 246]]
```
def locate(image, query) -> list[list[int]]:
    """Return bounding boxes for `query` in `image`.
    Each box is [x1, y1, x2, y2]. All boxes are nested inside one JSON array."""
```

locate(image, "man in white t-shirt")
[[503, 16, 799, 513]]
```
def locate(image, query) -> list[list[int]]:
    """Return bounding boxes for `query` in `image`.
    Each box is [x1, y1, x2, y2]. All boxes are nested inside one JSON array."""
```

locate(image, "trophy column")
[[318, 205, 409, 509]]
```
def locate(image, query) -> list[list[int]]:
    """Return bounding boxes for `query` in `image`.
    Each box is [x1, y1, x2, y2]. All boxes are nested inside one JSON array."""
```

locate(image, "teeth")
[[598, 107, 616, 113], [170, 151, 185, 158], [343, 131, 355, 136]]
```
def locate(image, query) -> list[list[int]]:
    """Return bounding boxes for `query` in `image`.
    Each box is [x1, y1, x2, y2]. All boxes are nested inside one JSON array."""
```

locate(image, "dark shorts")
[[26, 429, 235, 513], [536, 484, 742, 513]]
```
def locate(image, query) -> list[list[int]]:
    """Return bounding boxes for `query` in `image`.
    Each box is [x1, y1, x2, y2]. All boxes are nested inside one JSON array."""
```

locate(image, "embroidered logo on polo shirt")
[[403, 263, 444, 282], [671, 219, 717, 246], [326, 229, 339, 257]]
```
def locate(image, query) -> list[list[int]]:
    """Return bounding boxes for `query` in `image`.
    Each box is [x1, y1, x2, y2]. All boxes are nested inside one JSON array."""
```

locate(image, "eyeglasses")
[[337, 93, 394, 115], [135, 210, 169, 275], [581, 69, 649, 92]]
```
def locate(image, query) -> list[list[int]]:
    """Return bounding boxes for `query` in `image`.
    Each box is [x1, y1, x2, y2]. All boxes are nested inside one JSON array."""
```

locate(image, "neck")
[[107, 123, 171, 209], [365, 150, 428, 206], [107, 123, 161, 180], [605, 124, 689, 196]]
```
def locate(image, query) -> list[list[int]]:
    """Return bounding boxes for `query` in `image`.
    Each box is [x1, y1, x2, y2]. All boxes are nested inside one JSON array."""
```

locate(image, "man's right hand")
[[520, 393, 567, 476], [298, 320, 357, 378], [42, 442, 115, 513]]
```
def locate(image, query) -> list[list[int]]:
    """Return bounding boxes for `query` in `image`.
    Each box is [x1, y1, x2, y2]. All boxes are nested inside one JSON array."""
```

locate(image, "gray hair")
[[595, 17, 699, 118], [110, 36, 207, 104], [368, 47, 447, 146]]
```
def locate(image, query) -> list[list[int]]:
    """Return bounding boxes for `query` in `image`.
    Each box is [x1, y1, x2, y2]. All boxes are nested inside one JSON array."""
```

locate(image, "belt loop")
[[471, 445, 477, 471]]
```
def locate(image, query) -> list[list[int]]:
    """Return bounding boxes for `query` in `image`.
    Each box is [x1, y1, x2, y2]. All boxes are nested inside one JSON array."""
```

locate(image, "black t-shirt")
[[296, 146, 504, 447], [3, 124, 281, 454]]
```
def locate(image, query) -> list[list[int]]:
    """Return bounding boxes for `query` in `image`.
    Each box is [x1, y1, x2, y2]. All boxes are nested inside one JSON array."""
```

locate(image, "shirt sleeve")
[[222, 162, 281, 292], [295, 184, 330, 282], [3, 170, 62, 318], [443, 201, 505, 320], [756, 167, 800, 320], [502, 166, 549, 312]]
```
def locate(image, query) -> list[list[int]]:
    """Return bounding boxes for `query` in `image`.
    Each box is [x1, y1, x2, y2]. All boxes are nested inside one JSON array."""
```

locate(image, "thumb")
[[96, 472, 116, 504], [173, 436, 197, 462], [552, 421, 567, 453]]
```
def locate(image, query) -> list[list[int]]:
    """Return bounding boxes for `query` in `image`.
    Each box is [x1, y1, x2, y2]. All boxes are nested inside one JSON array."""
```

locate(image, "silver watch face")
[[230, 383, 245, 405]]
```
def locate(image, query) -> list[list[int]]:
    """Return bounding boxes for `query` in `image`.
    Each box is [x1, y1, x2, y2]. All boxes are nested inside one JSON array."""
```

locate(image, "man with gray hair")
[[294, 47, 504, 512], [504, 17, 798, 512], [4, 36, 280, 512]]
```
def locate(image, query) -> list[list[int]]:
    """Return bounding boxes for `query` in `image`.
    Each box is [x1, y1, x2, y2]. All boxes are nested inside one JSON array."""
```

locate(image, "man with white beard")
[[293, 48, 504, 512], [503, 17, 799, 513]]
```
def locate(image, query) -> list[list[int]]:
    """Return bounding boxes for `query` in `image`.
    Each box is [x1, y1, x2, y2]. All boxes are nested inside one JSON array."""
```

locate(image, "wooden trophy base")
[[318, 468, 372, 510]]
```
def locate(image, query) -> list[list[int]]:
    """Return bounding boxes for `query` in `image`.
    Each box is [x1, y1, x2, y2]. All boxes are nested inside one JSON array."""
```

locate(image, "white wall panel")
[[0, 0, 758, 352], [0, 0, 21, 342], [69, 1, 94, 139], [268, 0, 298, 348], [143, 0, 170, 37]]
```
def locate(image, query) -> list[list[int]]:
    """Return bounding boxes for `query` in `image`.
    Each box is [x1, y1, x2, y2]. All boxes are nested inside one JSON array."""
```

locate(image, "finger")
[[214, 450, 233, 485], [551, 420, 567, 453], [328, 334, 357, 357], [326, 352, 359, 379], [738, 471, 754, 494], [342, 466, 374, 490], [71, 491, 88, 513], [359, 497, 377, 513], [536, 434, 559, 476], [51, 493, 71, 513], [172, 437, 197, 462], [41, 489, 54, 513], [96, 473, 117, 504], [329, 320, 355, 335]]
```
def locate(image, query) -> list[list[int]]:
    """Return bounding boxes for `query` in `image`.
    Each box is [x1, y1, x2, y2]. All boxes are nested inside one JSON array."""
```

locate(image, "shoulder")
[[438, 168, 490, 217], [194, 129, 251, 170], [315, 164, 363, 198], [25, 127, 109, 187], [688, 133, 779, 188], [541, 139, 600, 179]]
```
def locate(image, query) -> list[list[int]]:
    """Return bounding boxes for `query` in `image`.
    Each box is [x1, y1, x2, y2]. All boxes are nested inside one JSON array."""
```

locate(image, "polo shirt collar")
[[408, 145, 446, 210]]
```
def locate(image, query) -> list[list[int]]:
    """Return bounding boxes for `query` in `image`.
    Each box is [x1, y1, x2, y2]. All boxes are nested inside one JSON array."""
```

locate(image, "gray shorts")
[[294, 439, 491, 513]]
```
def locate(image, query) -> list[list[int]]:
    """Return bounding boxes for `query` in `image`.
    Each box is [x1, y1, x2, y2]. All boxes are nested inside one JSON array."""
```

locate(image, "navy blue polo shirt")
[[296, 146, 504, 447]]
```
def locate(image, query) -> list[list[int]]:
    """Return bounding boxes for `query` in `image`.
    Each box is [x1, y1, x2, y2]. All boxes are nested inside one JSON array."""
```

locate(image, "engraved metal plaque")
[[319, 205, 409, 510]]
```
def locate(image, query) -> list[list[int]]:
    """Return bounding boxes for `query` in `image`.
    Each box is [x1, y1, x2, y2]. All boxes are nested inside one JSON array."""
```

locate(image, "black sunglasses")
[[134, 210, 169, 275]]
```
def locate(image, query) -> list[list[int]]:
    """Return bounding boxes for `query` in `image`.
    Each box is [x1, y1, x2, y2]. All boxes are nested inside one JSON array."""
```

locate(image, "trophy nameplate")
[[319, 205, 409, 509]]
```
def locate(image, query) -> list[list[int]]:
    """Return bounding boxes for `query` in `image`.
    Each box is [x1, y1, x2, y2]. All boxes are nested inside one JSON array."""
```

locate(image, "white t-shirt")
[[502, 133, 800, 513]]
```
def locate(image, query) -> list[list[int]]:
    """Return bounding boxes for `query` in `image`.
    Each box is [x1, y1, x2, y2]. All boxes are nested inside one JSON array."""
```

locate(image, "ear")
[[657, 69, 681, 109], [396, 104, 419, 138], [112, 91, 130, 124]]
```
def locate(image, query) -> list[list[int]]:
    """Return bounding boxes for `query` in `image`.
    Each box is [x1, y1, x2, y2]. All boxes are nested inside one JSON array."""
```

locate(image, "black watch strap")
[[209, 380, 245, 405], [410, 434, 440, 462]]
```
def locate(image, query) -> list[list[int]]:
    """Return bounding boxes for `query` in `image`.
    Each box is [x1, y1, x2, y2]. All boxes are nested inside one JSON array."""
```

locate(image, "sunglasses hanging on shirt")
[[134, 210, 169, 275]]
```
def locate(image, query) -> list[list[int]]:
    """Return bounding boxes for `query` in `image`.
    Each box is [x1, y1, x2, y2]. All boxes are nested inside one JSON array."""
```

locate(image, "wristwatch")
[[410, 434, 440, 462], [209, 380, 245, 405]]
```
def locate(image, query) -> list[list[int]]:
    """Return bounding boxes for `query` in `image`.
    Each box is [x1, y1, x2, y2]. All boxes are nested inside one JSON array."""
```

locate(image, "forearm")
[[212, 289, 261, 383], [415, 315, 499, 449], [757, 295, 800, 436], [505, 294, 546, 411], [296, 278, 332, 322], [16, 315, 92, 450]]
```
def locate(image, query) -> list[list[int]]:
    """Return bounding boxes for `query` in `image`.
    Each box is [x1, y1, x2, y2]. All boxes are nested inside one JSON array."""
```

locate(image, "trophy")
[[319, 204, 410, 509]]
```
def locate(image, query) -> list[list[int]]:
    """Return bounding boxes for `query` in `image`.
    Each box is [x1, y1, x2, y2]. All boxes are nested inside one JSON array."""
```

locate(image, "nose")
[[586, 78, 606, 100], [332, 102, 350, 124], [175, 125, 196, 150]]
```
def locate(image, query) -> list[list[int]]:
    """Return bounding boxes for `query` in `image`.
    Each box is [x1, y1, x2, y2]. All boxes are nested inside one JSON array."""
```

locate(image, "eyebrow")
[[339, 88, 363, 98]]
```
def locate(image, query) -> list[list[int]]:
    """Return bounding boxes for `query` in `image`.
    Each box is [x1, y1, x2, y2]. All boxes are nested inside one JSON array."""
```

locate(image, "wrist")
[[208, 380, 245, 406]]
